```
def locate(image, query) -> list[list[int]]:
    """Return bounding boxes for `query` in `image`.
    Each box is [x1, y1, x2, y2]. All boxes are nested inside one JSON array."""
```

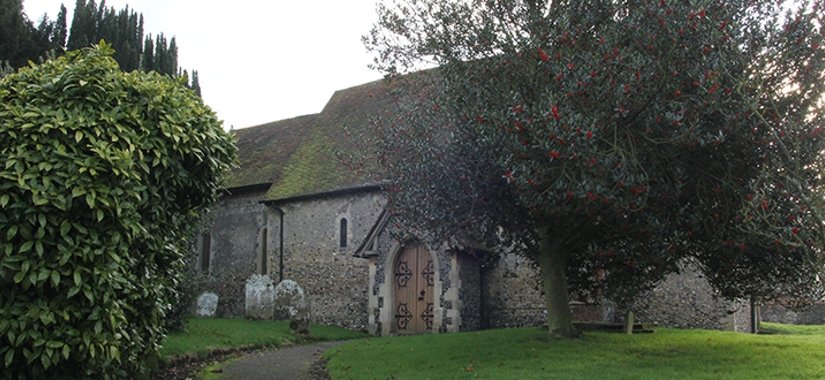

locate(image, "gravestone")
[[274, 279, 311, 335], [245, 274, 276, 320], [196, 292, 219, 317]]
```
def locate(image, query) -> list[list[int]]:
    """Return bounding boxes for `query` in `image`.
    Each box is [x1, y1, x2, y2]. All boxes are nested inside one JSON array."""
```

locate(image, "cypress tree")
[[12, 0, 199, 86], [50, 4, 67, 50], [67, 0, 95, 50], [154, 33, 167, 74], [167, 37, 178, 77], [0, 0, 24, 66], [25, 15, 54, 60], [190, 70, 201, 97], [141, 34, 154, 71]]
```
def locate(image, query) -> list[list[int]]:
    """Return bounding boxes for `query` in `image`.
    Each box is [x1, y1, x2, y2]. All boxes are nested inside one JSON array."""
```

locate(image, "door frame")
[[383, 240, 442, 335]]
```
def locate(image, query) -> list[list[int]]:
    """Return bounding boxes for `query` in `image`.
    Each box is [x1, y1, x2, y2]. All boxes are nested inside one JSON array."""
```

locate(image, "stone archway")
[[392, 242, 435, 334]]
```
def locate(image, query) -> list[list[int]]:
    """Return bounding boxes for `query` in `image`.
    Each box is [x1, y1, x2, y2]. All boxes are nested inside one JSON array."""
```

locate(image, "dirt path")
[[206, 341, 344, 380]]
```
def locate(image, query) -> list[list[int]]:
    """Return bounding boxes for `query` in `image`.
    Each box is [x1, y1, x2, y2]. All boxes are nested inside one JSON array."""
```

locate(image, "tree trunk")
[[535, 229, 579, 338]]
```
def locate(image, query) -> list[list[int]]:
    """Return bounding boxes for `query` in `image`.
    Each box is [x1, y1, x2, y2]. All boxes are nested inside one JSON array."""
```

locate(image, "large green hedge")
[[0, 44, 235, 378]]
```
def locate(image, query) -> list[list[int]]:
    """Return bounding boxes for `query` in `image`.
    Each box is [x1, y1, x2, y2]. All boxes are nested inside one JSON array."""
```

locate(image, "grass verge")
[[160, 318, 367, 358], [325, 326, 825, 379], [760, 322, 825, 335]]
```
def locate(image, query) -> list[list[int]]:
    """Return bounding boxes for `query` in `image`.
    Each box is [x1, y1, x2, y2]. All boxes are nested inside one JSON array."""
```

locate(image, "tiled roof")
[[224, 114, 318, 189], [223, 72, 435, 201]]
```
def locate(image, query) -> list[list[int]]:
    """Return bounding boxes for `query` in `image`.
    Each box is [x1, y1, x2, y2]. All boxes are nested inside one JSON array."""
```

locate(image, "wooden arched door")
[[393, 243, 434, 334]]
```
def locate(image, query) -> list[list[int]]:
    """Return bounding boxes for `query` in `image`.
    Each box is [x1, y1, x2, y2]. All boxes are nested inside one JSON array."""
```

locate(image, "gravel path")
[[207, 341, 344, 380]]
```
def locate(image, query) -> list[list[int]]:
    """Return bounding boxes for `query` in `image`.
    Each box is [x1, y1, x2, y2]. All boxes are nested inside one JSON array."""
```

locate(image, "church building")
[[192, 76, 753, 335]]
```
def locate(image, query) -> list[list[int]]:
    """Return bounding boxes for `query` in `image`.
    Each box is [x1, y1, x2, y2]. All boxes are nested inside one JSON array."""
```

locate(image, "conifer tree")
[[66, 0, 96, 50], [50, 4, 67, 50], [167, 37, 178, 76], [0, 0, 24, 67], [12, 1, 201, 91], [141, 34, 154, 71], [190, 70, 201, 97]]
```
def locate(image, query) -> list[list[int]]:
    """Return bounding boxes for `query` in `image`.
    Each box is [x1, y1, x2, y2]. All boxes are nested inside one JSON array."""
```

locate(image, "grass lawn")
[[760, 322, 825, 335], [325, 325, 825, 379], [159, 318, 367, 358]]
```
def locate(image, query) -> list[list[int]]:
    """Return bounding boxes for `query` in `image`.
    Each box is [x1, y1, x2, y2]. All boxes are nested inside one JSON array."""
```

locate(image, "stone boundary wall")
[[762, 302, 825, 325], [632, 262, 752, 332], [484, 254, 753, 332], [482, 253, 546, 328]]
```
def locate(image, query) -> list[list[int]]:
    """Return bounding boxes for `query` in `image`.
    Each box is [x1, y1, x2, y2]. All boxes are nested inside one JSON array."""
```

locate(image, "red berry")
[[538, 47, 549, 62]]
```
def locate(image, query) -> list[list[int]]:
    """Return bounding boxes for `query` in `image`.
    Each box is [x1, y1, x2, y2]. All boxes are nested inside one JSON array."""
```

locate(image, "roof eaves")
[[262, 182, 386, 205]]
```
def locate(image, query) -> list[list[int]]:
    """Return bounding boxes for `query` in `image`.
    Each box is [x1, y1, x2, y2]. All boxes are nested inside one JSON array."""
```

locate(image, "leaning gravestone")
[[196, 292, 219, 317], [245, 274, 276, 320], [274, 279, 311, 335]]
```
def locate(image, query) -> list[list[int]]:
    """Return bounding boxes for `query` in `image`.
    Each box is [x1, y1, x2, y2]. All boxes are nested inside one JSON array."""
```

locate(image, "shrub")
[[0, 43, 235, 378]]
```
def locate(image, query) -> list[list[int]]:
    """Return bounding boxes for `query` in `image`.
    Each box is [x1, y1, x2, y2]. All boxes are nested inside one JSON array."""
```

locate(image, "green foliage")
[[0, 43, 235, 378], [365, 0, 825, 334], [164, 259, 207, 333], [327, 326, 825, 379], [160, 318, 368, 359]]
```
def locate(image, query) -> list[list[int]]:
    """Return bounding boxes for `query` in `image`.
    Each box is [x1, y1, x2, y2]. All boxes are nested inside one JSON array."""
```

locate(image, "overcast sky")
[[23, 0, 385, 130]]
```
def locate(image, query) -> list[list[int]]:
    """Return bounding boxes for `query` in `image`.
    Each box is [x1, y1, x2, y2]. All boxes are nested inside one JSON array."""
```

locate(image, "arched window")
[[339, 218, 348, 248]]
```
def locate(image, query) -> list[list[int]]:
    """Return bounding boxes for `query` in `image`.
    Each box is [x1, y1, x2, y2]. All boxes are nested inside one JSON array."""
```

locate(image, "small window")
[[339, 218, 348, 248], [201, 232, 211, 273]]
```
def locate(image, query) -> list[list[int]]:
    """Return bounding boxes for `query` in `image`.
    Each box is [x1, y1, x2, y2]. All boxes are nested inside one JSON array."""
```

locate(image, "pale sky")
[[22, 0, 385, 130]]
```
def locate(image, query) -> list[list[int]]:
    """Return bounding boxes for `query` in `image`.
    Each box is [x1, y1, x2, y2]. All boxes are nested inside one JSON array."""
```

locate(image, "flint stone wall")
[[192, 188, 267, 317], [269, 191, 385, 330], [483, 254, 751, 331], [762, 302, 825, 325], [196, 187, 753, 333], [483, 253, 546, 328], [630, 261, 752, 332], [457, 253, 482, 331]]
